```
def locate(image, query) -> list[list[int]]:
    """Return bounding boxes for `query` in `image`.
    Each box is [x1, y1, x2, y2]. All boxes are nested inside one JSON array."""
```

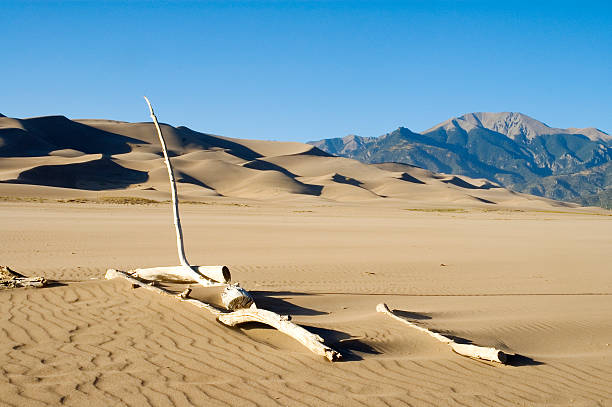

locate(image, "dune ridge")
[[0, 114, 579, 208]]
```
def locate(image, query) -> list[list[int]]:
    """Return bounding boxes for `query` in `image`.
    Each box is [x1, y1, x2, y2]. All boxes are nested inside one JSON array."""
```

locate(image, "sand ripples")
[[1, 278, 611, 406], [1, 203, 611, 406]]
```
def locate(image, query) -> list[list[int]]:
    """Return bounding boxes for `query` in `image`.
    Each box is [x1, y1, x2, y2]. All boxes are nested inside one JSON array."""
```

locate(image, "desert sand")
[[1, 115, 611, 406], [2, 200, 611, 406]]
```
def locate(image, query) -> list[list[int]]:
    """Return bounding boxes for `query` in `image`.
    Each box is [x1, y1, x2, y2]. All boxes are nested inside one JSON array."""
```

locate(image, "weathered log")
[[141, 99, 235, 292], [131, 265, 230, 285], [448, 342, 507, 364], [0, 266, 47, 289], [221, 284, 254, 310], [106, 269, 341, 361], [0, 277, 47, 289], [218, 308, 341, 361], [376, 303, 508, 364]]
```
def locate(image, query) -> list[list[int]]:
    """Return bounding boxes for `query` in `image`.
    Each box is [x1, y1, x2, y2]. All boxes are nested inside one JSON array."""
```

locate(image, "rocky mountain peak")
[[308, 112, 612, 207], [428, 112, 611, 143]]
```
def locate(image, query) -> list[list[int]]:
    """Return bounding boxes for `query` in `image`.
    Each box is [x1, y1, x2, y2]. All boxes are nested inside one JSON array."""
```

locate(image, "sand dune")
[[0, 114, 578, 208]]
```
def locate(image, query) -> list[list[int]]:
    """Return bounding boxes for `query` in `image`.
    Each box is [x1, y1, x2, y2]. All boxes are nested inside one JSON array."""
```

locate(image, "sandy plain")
[[1, 199, 611, 407]]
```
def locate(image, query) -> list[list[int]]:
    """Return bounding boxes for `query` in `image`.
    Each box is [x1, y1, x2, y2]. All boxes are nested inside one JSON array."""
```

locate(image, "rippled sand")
[[1, 201, 611, 406]]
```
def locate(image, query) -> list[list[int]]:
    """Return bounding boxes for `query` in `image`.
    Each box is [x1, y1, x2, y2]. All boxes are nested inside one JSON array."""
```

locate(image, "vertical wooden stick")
[[144, 96, 189, 268]]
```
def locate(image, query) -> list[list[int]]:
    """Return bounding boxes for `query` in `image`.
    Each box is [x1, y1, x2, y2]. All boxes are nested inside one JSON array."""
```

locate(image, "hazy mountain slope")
[[0, 114, 570, 208], [309, 112, 612, 207]]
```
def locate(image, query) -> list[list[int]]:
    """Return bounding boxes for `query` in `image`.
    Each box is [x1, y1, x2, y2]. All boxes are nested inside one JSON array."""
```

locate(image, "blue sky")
[[2, 1, 611, 141]]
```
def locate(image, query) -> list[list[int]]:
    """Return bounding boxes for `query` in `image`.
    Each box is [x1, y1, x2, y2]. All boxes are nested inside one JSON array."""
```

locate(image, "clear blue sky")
[[2, 1, 611, 141]]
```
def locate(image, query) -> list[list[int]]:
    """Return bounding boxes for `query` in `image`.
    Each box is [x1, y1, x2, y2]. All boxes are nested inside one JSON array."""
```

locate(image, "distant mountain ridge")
[[309, 112, 612, 207], [427, 112, 611, 143]]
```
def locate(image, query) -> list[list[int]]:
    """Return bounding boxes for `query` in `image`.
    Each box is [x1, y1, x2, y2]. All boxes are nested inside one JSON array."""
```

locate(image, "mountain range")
[[309, 112, 612, 208]]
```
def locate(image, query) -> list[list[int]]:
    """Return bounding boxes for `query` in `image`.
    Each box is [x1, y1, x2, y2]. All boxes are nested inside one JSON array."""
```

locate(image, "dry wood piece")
[[142, 97, 229, 288], [106, 269, 341, 361], [218, 308, 341, 361], [105, 99, 341, 360], [376, 303, 508, 364], [0, 277, 47, 289], [221, 284, 254, 310], [0, 266, 47, 289], [144, 96, 189, 269]]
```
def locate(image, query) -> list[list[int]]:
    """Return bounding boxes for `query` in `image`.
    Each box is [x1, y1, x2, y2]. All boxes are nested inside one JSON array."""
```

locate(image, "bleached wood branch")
[[106, 269, 341, 361], [132, 99, 339, 358], [376, 303, 508, 364], [131, 265, 230, 286], [218, 308, 341, 361], [144, 96, 189, 268], [142, 97, 237, 289], [221, 284, 254, 310]]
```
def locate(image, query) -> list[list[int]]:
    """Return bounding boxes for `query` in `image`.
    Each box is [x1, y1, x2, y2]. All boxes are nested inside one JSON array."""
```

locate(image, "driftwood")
[[106, 269, 340, 361], [131, 265, 230, 286], [141, 97, 252, 305], [377, 303, 508, 364], [218, 308, 339, 361], [221, 284, 255, 310], [0, 266, 47, 289], [144, 96, 190, 269], [102, 98, 341, 360], [0, 277, 47, 289], [141, 97, 241, 291]]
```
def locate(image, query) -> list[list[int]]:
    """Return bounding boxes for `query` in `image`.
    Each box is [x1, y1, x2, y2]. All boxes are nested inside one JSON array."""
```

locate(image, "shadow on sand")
[[301, 325, 380, 361], [44, 281, 68, 288], [249, 291, 328, 316]]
